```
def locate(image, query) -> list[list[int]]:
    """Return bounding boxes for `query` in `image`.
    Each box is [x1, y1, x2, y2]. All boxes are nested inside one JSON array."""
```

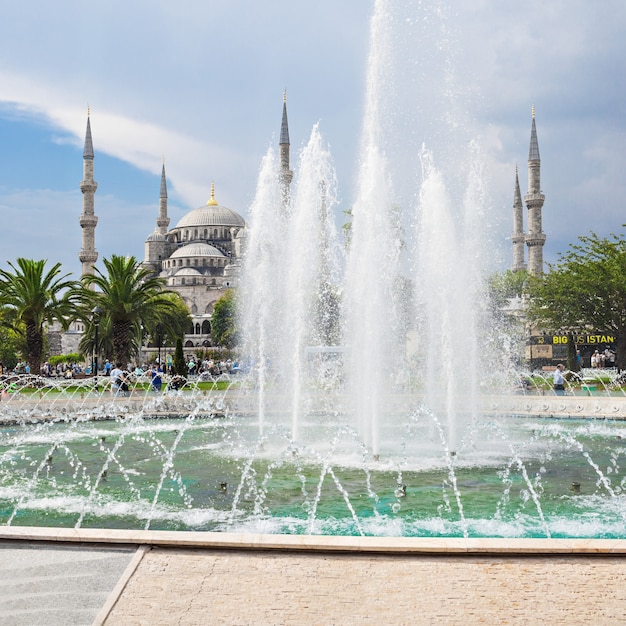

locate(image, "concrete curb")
[[0, 526, 625, 555]]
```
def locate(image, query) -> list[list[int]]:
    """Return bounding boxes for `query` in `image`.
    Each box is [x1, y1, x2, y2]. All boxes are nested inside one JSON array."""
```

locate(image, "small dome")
[[146, 229, 166, 242], [170, 243, 225, 259], [175, 267, 202, 276]]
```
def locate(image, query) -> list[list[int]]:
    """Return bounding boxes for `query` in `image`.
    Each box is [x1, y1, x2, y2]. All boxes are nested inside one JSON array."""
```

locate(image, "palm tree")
[[79, 255, 184, 367], [0, 259, 78, 375]]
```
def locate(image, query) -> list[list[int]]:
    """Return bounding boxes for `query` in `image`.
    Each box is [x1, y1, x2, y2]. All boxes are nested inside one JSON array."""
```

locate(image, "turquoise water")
[[0, 413, 624, 538]]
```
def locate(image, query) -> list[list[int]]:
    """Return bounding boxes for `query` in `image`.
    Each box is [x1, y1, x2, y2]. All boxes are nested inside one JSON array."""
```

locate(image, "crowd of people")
[[590, 348, 615, 369]]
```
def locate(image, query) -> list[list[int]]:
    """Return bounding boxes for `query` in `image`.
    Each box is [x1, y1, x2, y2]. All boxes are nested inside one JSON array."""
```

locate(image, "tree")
[[487, 269, 528, 311], [526, 232, 626, 370], [148, 292, 191, 347], [78, 255, 181, 367], [173, 338, 186, 376], [211, 289, 237, 348], [0, 259, 78, 375]]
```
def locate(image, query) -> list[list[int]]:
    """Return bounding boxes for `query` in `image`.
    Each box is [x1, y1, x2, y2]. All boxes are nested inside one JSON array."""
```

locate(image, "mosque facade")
[[77, 97, 293, 351]]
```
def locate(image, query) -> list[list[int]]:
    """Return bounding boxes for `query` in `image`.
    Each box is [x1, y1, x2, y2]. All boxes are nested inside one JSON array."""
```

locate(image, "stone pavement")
[[0, 541, 134, 626], [106, 548, 626, 625], [1, 535, 626, 625]]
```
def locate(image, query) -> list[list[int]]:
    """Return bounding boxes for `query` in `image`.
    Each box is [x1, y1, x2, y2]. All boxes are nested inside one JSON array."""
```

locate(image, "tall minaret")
[[511, 165, 526, 272], [524, 105, 546, 275], [157, 159, 170, 235], [279, 90, 293, 210], [79, 108, 98, 277]]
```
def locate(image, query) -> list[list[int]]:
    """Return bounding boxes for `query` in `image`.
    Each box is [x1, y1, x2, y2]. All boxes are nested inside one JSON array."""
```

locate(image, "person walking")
[[110, 363, 124, 396], [150, 363, 163, 393], [553, 363, 566, 395]]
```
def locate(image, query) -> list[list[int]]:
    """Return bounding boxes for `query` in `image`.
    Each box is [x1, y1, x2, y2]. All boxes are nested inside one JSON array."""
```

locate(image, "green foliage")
[[487, 269, 528, 309], [211, 290, 237, 348], [0, 258, 78, 375], [342, 208, 353, 248], [0, 307, 20, 369], [48, 353, 81, 366], [526, 231, 626, 369], [173, 338, 186, 376], [149, 292, 191, 346], [77, 255, 181, 367]]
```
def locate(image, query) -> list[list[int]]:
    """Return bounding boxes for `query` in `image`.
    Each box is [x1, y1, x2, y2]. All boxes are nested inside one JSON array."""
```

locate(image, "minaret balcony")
[[79, 249, 98, 263], [80, 181, 98, 194], [79, 215, 98, 228], [524, 192, 545, 204], [525, 233, 546, 247]]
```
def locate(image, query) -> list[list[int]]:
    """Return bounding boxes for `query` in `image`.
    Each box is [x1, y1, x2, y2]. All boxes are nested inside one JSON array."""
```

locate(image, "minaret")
[[79, 108, 98, 277], [524, 105, 546, 275], [279, 90, 293, 210], [157, 158, 170, 235], [511, 165, 526, 272]]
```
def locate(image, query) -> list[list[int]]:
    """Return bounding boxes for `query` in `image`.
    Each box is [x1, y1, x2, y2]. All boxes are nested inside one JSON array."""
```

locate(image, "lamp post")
[[156, 324, 163, 366], [92, 306, 102, 392], [139, 323, 144, 371]]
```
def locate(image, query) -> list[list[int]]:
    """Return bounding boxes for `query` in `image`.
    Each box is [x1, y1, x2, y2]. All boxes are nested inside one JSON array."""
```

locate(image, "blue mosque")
[[75, 98, 293, 351]]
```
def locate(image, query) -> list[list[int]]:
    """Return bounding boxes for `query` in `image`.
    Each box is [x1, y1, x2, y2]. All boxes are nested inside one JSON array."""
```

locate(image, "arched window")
[[189, 323, 195, 334], [185, 340, 194, 348], [195, 323, 201, 334], [186, 259, 190, 266], [194, 229, 198, 239], [181, 278, 186, 285], [204, 229, 208, 238], [214, 228, 218, 238], [202, 320, 211, 334], [191, 304, 198, 314]]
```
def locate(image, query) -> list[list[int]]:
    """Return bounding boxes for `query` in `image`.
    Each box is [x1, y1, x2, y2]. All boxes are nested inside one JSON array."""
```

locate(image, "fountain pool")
[[2, 0, 625, 546], [0, 389, 624, 539]]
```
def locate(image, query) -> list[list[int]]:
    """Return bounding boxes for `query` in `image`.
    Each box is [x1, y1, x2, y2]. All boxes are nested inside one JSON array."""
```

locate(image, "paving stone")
[[104, 548, 626, 625]]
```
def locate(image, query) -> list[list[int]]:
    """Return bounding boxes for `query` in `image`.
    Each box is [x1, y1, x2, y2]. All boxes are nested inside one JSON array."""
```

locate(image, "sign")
[[529, 334, 615, 346]]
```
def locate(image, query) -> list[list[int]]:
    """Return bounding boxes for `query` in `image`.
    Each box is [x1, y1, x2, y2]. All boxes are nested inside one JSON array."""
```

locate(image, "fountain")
[[0, 0, 625, 540]]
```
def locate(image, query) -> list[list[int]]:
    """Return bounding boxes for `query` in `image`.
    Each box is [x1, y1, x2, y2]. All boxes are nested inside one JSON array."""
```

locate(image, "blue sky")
[[1, 0, 625, 279]]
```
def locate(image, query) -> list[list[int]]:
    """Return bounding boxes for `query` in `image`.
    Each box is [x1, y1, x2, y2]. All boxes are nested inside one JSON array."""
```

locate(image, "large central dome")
[[175, 204, 245, 229], [175, 186, 245, 229]]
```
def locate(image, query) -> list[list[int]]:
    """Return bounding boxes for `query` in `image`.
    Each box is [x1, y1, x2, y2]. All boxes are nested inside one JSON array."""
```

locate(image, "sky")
[[1, 0, 625, 280]]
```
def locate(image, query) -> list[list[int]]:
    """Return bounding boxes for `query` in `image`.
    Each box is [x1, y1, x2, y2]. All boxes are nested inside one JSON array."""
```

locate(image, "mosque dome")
[[174, 184, 245, 230], [174, 267, 202, 277], [170, 243, 225, 259], [145, 229, 166, 242]]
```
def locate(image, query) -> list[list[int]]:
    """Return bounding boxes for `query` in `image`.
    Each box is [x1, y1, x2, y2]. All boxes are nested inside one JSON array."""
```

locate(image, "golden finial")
[[532, 104, 535, 118], [283, 89, 287, 104], [87, 104, 91, 117], [207, 181, 218, 206], [162, 153, 166, 165]]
